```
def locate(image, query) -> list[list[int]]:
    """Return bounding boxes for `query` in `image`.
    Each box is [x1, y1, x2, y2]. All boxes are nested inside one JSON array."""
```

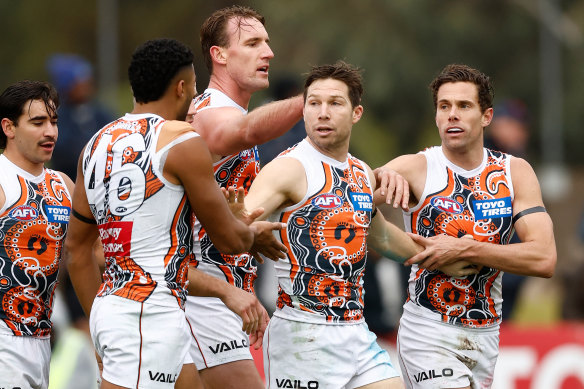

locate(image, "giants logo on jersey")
[[473, 197, 512, 220], [8, 205, 38, 221], [311, 194, 343, 209], [430, 196, 463, 214]]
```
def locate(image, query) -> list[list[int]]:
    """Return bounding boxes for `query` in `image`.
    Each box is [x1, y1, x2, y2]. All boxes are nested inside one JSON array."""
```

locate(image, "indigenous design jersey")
[[0, 155, 71, 337], [404, 146, 514, 328], [82, 113, 197, 309], [272, 140, 373, 324], [190, 88, 260, 293]]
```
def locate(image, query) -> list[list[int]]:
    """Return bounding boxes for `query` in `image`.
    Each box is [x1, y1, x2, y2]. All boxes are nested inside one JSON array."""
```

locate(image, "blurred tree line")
[[0, 0, 582, 167]]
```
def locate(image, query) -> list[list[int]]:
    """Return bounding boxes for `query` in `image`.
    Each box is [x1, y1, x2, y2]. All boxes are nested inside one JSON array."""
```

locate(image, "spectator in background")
[[46, 54, 114, 180], [484, 99, 530, 320]]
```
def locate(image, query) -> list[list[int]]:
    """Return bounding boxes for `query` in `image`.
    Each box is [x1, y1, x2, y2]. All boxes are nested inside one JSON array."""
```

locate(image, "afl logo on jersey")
[[430, 196, 463, 214], [9, 205, 38, 221], [312, 194, 343, 209]]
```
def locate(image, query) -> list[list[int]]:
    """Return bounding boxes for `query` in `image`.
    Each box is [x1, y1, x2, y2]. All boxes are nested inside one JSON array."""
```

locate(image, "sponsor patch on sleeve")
[[472, 197, 512, 220], [44, 205, 70, 223], [349, 192, 373, 212]]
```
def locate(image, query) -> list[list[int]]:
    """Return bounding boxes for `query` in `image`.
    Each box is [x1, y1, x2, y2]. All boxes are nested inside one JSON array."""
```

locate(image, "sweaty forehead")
[[24, 99, 55, 120], [226, 16, 266, 43]]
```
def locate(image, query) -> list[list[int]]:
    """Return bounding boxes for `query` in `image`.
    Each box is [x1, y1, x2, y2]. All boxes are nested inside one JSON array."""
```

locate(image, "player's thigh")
[[200, 359, 264, 389], [175, 363, 204, 389]]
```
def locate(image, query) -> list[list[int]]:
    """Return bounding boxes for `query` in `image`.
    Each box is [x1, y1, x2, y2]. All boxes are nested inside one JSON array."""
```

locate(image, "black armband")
[[371, 207, 378, 219], [512, 206, 546, 225], [72, 208, 97, 224]]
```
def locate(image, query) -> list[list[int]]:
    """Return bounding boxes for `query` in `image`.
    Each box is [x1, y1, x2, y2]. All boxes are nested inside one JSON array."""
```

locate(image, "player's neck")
[[441, 143, 484, 171], [131, 101, 178, 121], [208, 75, 252, 110], [2, 148, 44, 176]]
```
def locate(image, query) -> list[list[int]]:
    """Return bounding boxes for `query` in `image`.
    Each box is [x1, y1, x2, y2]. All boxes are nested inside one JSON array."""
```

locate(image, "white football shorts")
[[0, 333, 50, 389], [397, 308, 499, 389], [89, 295, 190, 388], [264, 315, 400, 389], [184, 296, 252, 369]]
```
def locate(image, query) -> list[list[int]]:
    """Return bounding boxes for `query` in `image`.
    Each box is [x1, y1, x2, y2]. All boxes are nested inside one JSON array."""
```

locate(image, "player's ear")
[[1, 118, 15, 140], [210, 46, 227, 65], [481, 107, 493, 128], [352, 105, 363, 124]]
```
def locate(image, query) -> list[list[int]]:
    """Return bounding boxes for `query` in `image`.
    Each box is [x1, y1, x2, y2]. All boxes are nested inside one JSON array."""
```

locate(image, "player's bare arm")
[[190, 95, 303, 157], [406, 157, 556, 278], [223, 187, 287, 262], [63, 156, 102, 316], [244, 156, 307, 219], [373, 153, 426, 209], [368, 163, 478, 277], [163, 122, 255, 254]]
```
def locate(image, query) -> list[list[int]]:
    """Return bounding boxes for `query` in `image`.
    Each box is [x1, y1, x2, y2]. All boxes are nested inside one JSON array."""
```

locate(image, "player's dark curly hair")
[[200, 6, 265, 74], [0, 80, 58, 149], [128, 38, 194, 104], [303, 61, 363, 108], [430, 64, 494, 113]]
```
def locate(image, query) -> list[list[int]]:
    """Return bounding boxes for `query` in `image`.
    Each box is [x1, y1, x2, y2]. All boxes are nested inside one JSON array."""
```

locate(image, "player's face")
[[2, 99, 58, 172], [435, 82, 493, 153], [223, 16, 274, 93], [303, 78, 362, 160]]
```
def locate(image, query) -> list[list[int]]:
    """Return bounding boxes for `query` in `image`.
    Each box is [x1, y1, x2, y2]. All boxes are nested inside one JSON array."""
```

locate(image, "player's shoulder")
[[161, 120, 198, 138]]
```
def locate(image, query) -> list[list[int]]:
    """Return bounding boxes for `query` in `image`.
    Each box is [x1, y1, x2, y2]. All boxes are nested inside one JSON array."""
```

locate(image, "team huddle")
[[0, 5, 557, 389]]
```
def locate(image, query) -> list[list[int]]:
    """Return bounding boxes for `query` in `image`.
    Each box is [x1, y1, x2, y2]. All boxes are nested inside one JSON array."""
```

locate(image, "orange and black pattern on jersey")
[[410, 150, 512, 328], [277, 158, 372, 323], [85, 116, 192, 305], [0, 171, 71, 337], [194, 147, 261, 293]]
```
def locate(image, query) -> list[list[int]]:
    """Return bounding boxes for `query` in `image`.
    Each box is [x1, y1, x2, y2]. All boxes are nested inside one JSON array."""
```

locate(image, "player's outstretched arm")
[[373, 153, 426, 209], [190, 95, 303, 156], [406, 157, 556, 278], [222, 187, 288, 262], [163, 123, 254, 255], [63, 156, 103, 316]]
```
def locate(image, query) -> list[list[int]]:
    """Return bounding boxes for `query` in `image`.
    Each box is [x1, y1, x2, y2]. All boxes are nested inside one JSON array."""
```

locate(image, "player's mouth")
[[316, 126, 334, 134], [257, 65, 269, 74], [39, 141, 55, 152], [446, 127, 463, 134]]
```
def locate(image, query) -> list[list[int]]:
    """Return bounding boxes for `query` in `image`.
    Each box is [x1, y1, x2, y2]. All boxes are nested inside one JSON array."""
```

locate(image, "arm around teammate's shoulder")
[[164, 132, 254, 255]]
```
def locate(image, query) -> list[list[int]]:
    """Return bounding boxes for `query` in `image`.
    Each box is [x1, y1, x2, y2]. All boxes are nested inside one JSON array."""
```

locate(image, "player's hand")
[[223, 187, 264, 225], [220, 284, 268, 338], [249, 308, 270, 350], [373, 167, 410, 210], [439, 260, 480, 277], [404, 233, 473, 271], [249, 221, 288, 263]]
